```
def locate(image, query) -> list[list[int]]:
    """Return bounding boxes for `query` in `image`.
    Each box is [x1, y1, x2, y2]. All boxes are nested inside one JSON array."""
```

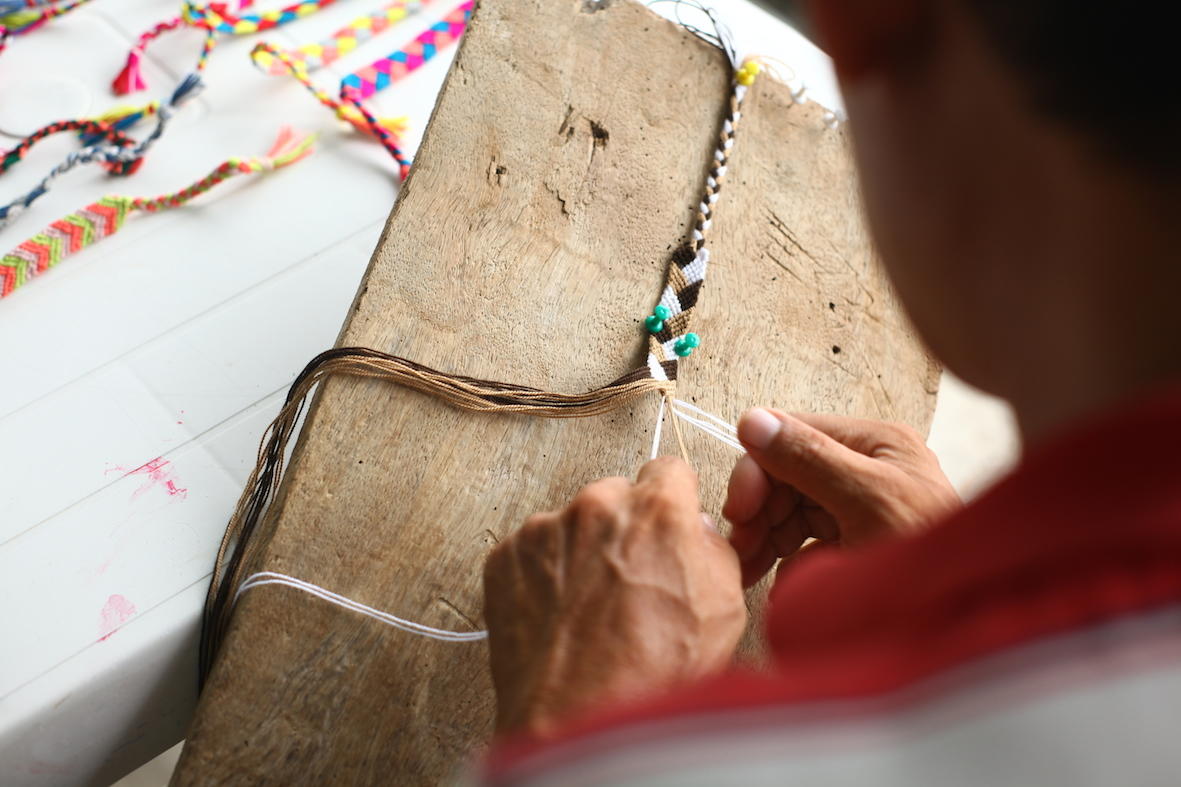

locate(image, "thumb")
[[737, 408, 882, 521]]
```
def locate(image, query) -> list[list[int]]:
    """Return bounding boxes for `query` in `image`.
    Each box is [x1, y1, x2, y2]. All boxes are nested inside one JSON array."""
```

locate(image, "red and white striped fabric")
[[481, 385, 1181, 786]]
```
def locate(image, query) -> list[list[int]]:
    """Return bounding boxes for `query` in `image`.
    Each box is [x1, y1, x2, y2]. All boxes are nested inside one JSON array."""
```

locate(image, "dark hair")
[[964, 0, 1178, 177]]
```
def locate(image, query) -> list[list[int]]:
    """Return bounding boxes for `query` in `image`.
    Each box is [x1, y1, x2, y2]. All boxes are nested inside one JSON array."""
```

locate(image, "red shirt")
[[483, 387, 1181, 785]]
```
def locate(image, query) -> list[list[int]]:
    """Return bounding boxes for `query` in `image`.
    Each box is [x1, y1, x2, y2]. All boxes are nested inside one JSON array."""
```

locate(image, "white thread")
[[672, 409, 744, 452], [647, 353, 669, 381], [681, 254, 707, 284], [236, 571, 488, 642], [673, 398, 737, 435], [650, 395, 667, 460], [238, 399, 744, 637], [649, 397, 744, 457], [659, 285, 683, 315]]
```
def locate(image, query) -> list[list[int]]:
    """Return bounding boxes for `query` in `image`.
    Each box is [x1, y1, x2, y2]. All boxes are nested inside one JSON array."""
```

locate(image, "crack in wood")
[[437, 597, 479, 629], [558, 105, 576, 141], [766, 208, 829, 271], [763, 248, 803, 282]]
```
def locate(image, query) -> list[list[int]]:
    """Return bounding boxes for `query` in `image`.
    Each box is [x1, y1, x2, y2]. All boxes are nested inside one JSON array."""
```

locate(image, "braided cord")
[[0, 73, 205, 229], [0, 0, 57, 16], [253, 0, 427, 74], [253, 1, 470, 178], [182, 0, 339, 35], [0, 0, 92, 35], [251, 42, 409, 137], [113, 0, 255, 95], [0, 130, 315, 299], [340, 0, 471, 100], [1, 120, 135, 175], [342, 88, 411, 179], [644, 62, 759, 381]]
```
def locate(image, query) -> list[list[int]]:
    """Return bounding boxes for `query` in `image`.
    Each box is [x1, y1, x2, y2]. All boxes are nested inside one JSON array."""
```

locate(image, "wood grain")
[[173, 0, 939, 782]]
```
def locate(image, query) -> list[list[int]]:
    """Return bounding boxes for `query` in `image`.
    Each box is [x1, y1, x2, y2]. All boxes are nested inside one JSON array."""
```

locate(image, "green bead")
[[653, 304, 671, 320], [645, 315, 664, 333], [674, 343, 693, 358], [682, 332, 701, 348]]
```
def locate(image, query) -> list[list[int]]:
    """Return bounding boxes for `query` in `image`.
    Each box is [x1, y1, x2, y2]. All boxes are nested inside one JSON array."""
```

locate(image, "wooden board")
[[173, 0, 939, 782]]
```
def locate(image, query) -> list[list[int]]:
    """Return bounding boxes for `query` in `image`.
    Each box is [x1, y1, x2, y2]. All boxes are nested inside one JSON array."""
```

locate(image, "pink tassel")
[[112, 51, 147, 96]]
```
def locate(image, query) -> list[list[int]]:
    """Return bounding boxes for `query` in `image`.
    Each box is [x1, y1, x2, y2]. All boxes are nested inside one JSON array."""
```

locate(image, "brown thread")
[[199, 347, 677, 682]]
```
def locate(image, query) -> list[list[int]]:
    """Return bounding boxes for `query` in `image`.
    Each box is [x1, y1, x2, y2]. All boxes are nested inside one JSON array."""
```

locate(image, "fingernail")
[[701, 512, 717, 532], [738, 408, 781, 450]]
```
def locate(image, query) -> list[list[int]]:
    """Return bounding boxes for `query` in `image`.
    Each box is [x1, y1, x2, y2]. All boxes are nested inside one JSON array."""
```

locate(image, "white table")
[[0, 2, 1017, 784]]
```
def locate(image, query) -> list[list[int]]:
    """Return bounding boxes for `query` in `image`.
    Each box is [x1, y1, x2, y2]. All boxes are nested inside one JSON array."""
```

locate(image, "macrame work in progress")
[[199, 46, 763, 678], [175, 1, 939, 781]]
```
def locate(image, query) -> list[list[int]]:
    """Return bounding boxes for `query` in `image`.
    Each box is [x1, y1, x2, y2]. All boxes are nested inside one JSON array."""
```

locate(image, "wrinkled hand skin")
[[725, 409, 962, 587], [483, 456, 747, 737]]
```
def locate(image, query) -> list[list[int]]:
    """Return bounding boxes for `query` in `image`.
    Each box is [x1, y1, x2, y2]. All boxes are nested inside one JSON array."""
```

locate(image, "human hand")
[[724, 408, 961, 587], [483, 457, 746, 737]]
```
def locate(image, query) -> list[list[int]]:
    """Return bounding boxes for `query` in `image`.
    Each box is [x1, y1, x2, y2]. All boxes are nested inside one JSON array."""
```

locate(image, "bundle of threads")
[[1, 128, 315, 298]]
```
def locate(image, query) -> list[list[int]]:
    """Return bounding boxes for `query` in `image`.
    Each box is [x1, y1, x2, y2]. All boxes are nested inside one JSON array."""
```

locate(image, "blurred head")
[[781, 0, 1178, 402]]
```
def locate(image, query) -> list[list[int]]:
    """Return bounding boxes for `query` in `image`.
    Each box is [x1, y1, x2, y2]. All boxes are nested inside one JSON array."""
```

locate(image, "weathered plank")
[[174, 0, 938, 782]]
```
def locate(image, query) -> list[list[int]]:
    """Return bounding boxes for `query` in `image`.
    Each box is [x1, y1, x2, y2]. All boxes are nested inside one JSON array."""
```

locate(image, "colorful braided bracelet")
[[0, 128, 315, 299]]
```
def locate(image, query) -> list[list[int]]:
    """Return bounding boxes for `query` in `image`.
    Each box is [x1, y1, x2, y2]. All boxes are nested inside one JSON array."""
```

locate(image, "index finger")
[[636, 455, 700, 502]]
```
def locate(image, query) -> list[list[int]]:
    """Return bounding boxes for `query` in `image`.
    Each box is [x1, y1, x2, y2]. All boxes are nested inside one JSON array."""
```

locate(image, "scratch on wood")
[[764, 248, 803, 283], [874, 372, 896, 411], [822, 350, 856, 378], [437, 597, 479, 630], [766, 208, 827, 270]]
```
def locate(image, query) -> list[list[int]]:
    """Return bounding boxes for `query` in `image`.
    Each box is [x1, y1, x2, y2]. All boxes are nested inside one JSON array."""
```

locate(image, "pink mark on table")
[[106, 456, 188, 500], [97, 594, 137, 642]]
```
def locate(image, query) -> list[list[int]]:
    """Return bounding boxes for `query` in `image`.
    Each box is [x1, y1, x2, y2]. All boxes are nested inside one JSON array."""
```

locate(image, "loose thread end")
[[112, 52, 147, 96], [264, 127, 317, 168]]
